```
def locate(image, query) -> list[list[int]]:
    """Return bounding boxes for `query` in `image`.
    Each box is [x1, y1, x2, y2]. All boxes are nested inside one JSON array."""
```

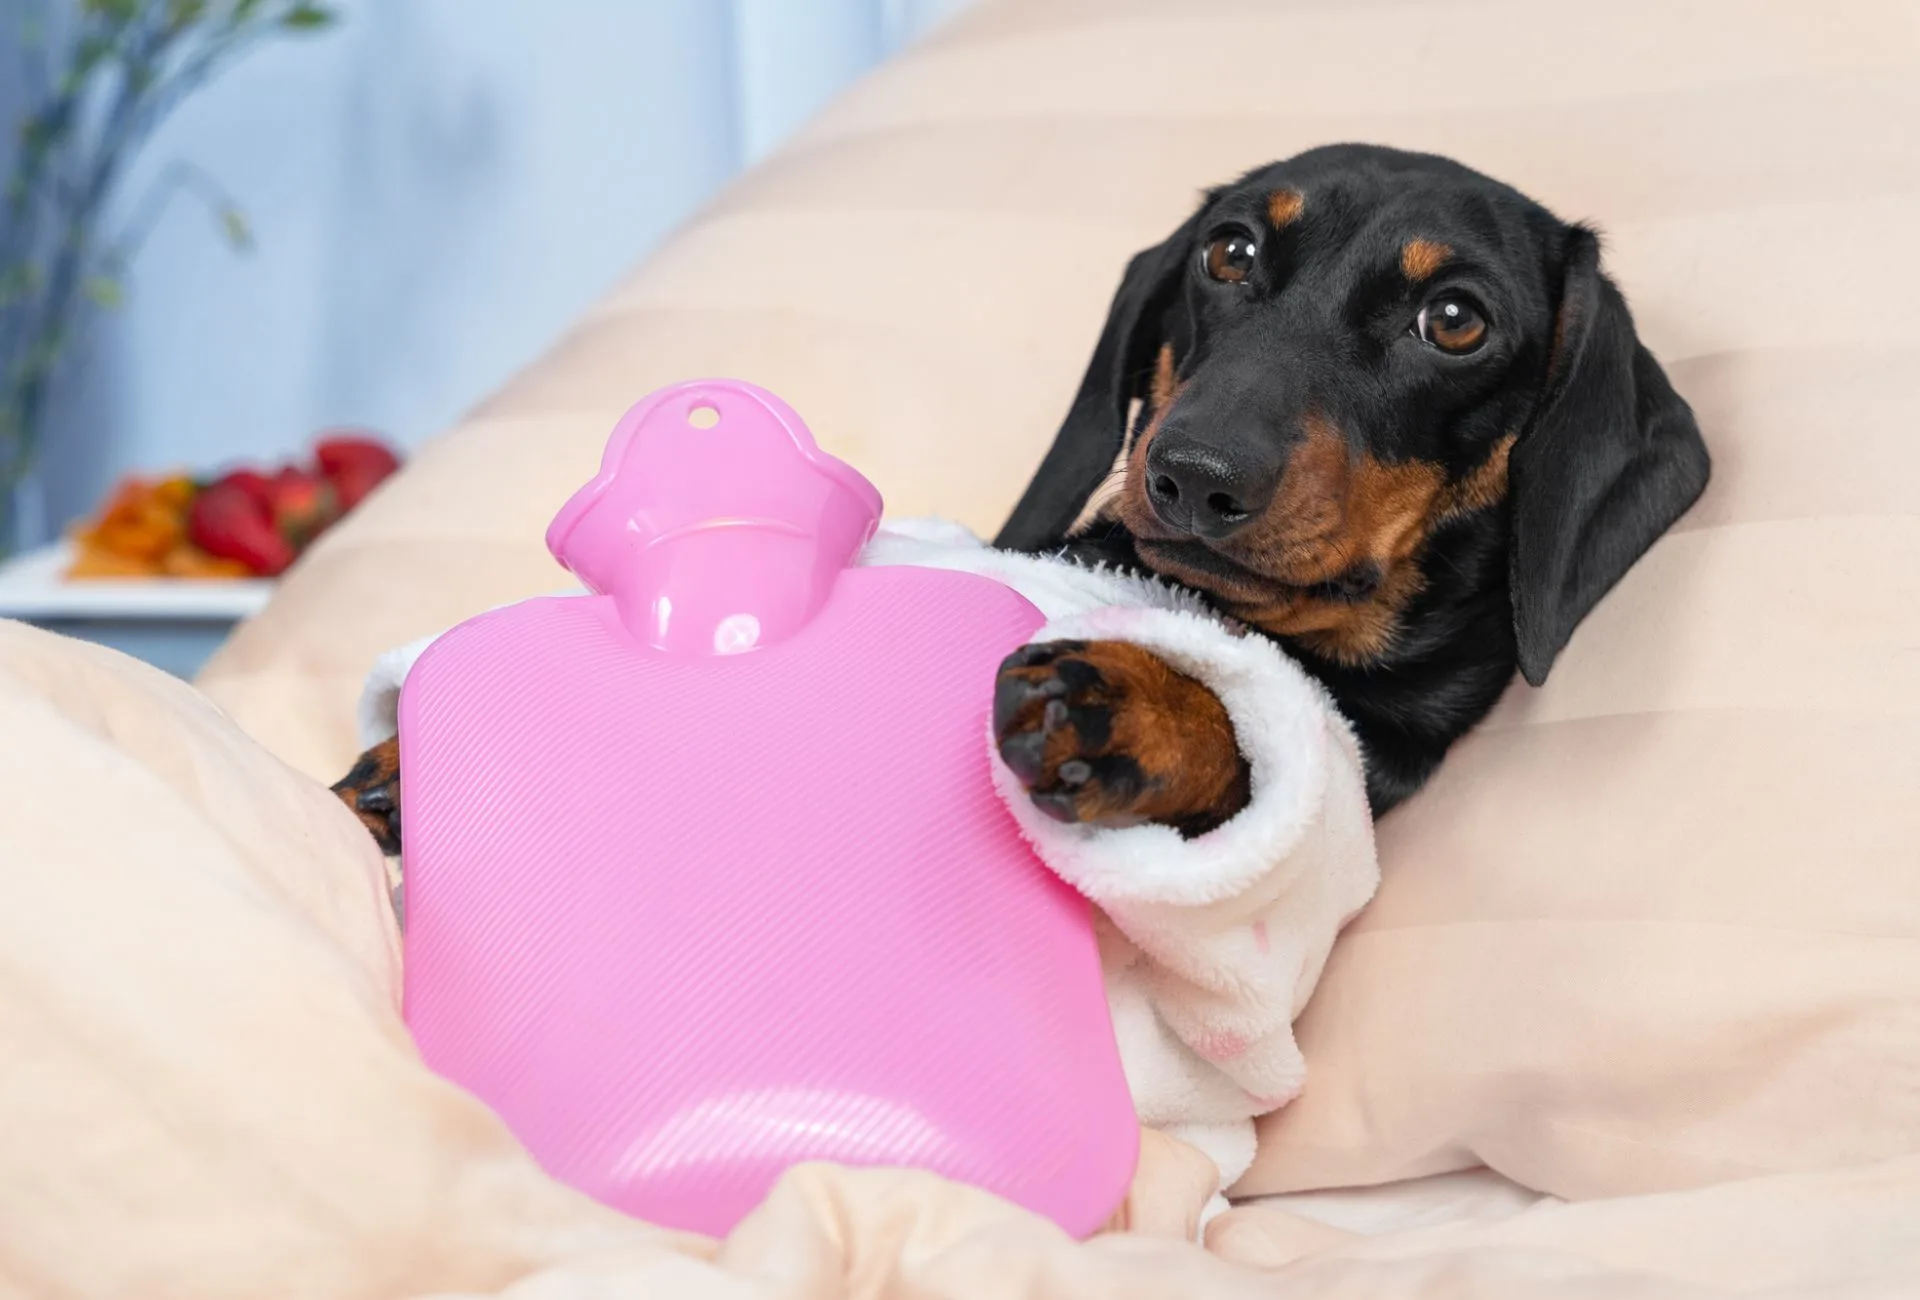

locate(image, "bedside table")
[[0, 541, 273, 678]]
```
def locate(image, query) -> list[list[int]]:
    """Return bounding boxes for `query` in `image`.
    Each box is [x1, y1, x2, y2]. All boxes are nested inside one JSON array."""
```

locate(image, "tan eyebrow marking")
[[1266, 189, 1305, 228], [1401, 238, 1452, 282]]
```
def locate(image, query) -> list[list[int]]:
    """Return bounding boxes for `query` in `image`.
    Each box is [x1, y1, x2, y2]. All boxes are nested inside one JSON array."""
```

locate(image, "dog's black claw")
[[355, 785, 394, 815]]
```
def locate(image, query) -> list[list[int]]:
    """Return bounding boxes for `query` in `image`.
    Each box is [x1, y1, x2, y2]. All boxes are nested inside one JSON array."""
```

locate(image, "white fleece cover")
[[359, 519, 1380, 1190]]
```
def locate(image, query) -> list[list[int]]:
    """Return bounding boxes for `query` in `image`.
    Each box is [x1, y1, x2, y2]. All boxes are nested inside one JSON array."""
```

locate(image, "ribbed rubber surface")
[[400, 566, 1136, 1237]]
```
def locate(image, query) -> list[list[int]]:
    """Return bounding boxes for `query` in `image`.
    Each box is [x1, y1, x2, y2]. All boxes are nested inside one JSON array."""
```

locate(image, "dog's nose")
[[1144, 439, 1270, 539]]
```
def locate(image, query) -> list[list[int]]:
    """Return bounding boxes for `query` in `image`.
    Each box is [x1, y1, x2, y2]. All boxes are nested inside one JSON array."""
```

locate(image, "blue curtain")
[[8, 0, 969, 548]]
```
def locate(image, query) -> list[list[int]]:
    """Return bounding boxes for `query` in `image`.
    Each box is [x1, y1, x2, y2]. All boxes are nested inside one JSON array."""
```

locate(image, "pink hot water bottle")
[[398, 379, 1137, 1237]]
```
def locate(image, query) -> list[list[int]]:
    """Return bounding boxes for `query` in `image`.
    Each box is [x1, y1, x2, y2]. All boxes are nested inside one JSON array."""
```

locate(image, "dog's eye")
[[1415, 295, 1488, 353], [1203, 230, 1259, 284]]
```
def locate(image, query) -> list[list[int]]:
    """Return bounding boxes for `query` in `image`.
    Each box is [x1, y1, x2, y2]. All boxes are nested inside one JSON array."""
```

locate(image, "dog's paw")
[[992, 639, 1250, 837], [332, 736, 402, 856]]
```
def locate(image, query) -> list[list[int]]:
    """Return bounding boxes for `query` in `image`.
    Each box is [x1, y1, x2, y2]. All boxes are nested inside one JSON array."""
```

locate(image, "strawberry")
[[187, 480, 296, 577], [314, 433, 400, 510], [211, 467, 277, 508], [266, 465, 341, 549]]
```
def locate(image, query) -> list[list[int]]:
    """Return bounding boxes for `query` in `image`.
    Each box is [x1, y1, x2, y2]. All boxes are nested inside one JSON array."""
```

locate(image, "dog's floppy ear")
[[994, 208, 1204, 551], [1509, 225, 1710, 686]]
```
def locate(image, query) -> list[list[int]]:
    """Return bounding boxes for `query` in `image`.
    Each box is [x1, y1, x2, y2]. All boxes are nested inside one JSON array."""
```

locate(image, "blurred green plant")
[[0, 0, 337, 555]]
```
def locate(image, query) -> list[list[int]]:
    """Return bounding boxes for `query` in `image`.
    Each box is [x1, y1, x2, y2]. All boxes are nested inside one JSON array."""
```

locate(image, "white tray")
[[0, 541, 274, 622]]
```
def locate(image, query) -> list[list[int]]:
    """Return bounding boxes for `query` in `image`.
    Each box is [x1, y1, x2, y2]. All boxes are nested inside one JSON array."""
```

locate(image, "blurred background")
[[1, 0, 969, 554]]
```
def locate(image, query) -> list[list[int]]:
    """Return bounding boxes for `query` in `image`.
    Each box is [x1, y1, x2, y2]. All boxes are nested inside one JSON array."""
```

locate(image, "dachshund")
[[335, 145, 1708, 850]]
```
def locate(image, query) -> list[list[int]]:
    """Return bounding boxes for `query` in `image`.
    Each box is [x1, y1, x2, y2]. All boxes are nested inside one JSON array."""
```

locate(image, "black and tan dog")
[[336, 145, 1708, 850]]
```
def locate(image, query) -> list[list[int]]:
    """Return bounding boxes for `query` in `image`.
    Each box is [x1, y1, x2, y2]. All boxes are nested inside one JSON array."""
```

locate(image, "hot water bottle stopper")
[[397, 379, 1138, 1238]]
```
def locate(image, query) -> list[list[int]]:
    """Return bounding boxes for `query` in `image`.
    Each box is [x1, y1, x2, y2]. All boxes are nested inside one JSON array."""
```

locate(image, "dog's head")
[[998, 145, 1709, 685]]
